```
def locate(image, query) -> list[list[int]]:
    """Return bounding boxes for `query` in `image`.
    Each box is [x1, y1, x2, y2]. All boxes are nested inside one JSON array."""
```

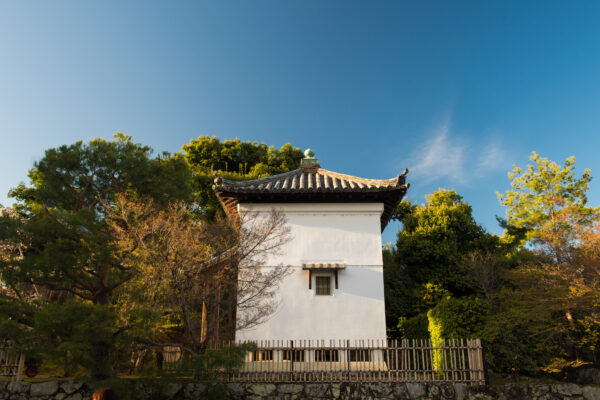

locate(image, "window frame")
[[314, 275, 332, 296]]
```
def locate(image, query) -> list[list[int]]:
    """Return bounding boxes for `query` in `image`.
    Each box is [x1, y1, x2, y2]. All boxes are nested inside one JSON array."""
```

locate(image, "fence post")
[[346, 340, 351, 381], [480, 339, 489, 385], [290, 340, 294, 378], [467, 339, 481, 384], [15, 353, 24, 382], [466, 339, 472, 383]]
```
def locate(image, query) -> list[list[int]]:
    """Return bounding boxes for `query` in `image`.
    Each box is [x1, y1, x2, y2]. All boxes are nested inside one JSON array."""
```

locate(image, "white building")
[[213, 150, 409, 343]]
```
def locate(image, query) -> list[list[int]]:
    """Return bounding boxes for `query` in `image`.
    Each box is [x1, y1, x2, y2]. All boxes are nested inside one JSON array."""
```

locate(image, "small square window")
[[315, 276, 331, 295]]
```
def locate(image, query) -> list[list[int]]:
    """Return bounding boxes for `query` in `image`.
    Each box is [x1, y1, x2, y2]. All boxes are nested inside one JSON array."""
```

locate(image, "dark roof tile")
[[213, 167, 408, 194], [212, 166, 409, 231]]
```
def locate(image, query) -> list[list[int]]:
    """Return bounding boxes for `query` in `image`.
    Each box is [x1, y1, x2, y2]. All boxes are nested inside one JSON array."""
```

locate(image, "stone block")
[[353, 383, 369, 398], [393, 383, 409, 399], [552, 383, 583, 396], [7, 381, 30, 394], [529, 384, 550, 397], [454, 383, 467, 400], [61, 381, 84, 395], [370, 383, 392, 398], [31, 381, 59, 397], [66, 393, 83, 400], [406, 382, 426, 399], [428, 383, 455, 400], [466, 385, 498, 400], [331, 383, 341, 399], [162, 382, 183, 399], [248, 383, 276, 397], [305, 383, 328, 398], [583, 386, 600, 400], [278, 384, 304, 395], [227, 382, 246, 399], [504, 383, 528, 399], [183, 383, 207, 398]]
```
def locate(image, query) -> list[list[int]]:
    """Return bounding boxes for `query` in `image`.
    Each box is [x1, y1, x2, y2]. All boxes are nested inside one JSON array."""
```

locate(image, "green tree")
[[33, 301, 119, 378], [494, 152, 600, 370], [107, 195, 290, 359], [182, 136, 303, 218], [384, 189, 503, 338], [498, 151, 597, 261], [1, 134, 193, 305], [383, 244, 415, 333], [394, 189, 500, 296], [0, 134, 193, 378]]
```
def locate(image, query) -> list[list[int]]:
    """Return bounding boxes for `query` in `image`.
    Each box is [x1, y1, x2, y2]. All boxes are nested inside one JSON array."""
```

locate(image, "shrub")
[[427, 297, 490, 371], [481, 316, 548, 375], [427, 297, 490, 338], [33, 301, 119, 378], [398, 313, 430, 339]]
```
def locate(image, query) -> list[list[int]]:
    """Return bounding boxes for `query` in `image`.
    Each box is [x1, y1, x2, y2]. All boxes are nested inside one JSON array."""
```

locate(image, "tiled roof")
[[212, 164, 409, 231], [213, 167, 408, 194], [301, 263, 346, 270]]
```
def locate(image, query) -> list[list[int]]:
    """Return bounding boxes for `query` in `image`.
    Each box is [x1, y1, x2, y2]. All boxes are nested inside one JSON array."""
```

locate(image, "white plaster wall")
[[238, 203, 384, 267], [236, 203, 387, 341]]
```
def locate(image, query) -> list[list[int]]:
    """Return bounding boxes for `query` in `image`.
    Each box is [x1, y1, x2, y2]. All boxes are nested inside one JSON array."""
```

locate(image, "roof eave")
[[214, 184, 409, 231]]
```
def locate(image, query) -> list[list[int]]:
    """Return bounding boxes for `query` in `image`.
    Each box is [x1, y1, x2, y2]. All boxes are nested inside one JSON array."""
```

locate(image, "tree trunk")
[[91, 290, 114, 380], [565, 310, 581, 361], [90, 339, 113, 380]]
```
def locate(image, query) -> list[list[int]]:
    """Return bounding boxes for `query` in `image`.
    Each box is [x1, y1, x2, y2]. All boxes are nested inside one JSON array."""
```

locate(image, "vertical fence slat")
[[411, 338, 415, 381], [474, 339, 483, 383], [441, 339, 448, 382], [427, 339, 434, 382], [462, 338, 468, 383]]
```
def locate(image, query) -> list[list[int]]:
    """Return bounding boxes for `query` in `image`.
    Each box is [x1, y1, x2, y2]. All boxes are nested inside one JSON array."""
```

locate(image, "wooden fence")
[[0, 342, 24, 381], [167, 338, 486, 385], [1, 338, 485, 385]]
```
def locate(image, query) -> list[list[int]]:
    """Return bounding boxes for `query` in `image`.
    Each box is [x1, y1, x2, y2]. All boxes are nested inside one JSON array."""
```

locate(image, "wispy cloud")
[[408, 121, 467, 184], [407, 118, 508, 185], [477, 141, 506, 171]]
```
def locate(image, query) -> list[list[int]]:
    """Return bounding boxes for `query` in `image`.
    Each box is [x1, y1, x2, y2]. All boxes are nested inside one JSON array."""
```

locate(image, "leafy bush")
[[168, 342, 256, 381], [427, 297, 490, 339], [574, 307, 600, 364], [481, 315, 554, 375], [427, 297, 491, 372], [398, 313, 430, 339], [413, 283, 450, 314], [33, 301, 119, 378]]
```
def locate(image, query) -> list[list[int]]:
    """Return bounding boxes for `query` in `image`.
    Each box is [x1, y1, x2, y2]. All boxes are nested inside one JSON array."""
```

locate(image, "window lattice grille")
[[315, 276, 331, 295]]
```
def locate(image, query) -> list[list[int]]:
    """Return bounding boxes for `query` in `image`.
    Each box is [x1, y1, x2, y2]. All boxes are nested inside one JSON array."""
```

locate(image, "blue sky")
[[1, 1, 600, 243]]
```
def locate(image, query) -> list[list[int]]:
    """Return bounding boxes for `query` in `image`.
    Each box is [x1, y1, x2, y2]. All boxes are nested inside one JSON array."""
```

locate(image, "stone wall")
[[1, 380, 600, 400]]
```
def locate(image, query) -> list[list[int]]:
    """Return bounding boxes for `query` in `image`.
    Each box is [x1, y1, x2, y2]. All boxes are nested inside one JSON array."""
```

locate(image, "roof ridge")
[[214, 167, 408, 188], [214, 169, 301, 186], [317, 168, 405, 187]]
